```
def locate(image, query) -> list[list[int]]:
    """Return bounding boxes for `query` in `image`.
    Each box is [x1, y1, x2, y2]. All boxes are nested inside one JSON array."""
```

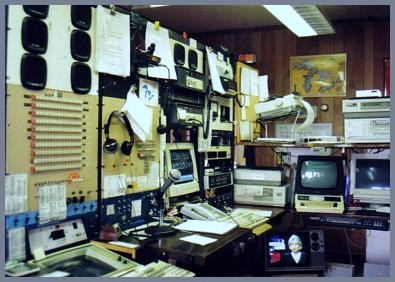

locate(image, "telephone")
[[180, 202, 227, 221]]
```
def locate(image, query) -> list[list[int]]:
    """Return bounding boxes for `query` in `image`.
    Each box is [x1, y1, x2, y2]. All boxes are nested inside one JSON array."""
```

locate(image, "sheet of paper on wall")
[[258, 75, 269, 102], [95, 5, 130, 77], [38, 184, 67, 225], [234, 144, 246, 166], [145, 21, 177, 80], [244, 95, 250, 107], [240, 120, 252, 141], [7, 227, 26, 261], [5, 173, 28, 215], [147, 161, 160, 188], [103, 174, 126, 199], [241, 107, 247, 120], [240, 66, 251, 95], [206, 46, 225, 94], [121, 90, 153, 142], [250, 70, 259, 96], [139, 78, 159, 106], [135, 175, 148, 191]]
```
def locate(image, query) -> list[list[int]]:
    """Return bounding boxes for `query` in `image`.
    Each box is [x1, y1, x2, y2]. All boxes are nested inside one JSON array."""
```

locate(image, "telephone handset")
[[181, 202, 227, 221]]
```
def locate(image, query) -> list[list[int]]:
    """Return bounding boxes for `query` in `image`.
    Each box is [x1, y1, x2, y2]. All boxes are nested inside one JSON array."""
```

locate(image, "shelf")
[[239, 142, 390, 149]]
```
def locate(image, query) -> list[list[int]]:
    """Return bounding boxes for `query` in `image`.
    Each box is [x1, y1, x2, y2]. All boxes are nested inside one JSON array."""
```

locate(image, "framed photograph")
[[290, 53, 347, 97]]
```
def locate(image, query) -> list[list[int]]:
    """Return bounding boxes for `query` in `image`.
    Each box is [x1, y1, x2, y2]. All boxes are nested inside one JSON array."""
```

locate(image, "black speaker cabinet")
[[23, 5, 49, 19], [20, 53, 47, 90], [22, 17, 48, 54], [188, 49, 198, 70], [70, 30, 91, 62], [173, 43, 185, 65], [71, 62, 91, 94], [309, 230, 325, 268], [71, 6, 92, 31]]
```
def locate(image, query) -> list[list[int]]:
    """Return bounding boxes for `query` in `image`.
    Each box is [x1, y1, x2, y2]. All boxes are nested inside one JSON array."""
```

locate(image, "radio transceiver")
[[204, 171, 233, 189], [234, 168, 289, 207], [342, 97, 390, 143], [234, 184, 290, 207]]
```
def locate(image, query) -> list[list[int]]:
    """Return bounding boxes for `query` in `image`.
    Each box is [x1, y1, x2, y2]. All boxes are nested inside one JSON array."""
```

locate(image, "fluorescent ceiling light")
[[263, 5, 334, 37], [149, 5, 169, 8]]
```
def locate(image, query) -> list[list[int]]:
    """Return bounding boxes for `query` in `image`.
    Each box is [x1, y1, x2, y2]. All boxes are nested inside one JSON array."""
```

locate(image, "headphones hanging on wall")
[[103, 111, 134, 156]]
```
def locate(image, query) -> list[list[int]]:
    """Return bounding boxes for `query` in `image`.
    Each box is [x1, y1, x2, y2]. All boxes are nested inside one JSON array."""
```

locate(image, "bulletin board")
[[234, 62, 260, 143]]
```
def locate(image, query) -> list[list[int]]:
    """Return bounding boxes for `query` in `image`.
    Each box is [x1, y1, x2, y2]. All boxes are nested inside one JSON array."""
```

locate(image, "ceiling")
[[132, 5, 390, 35]]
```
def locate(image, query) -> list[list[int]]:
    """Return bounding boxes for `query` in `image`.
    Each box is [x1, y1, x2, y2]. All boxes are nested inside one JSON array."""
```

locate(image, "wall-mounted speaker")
[[20, 53, 47, 90], [70, 29, 91, 62], [71, 62, 91, 94], [22, 17, 48, 54], [71, 5, 92, 31], [188, 49, 198, 70], [174, 43, 185, 65], [23, 5, 49, 19]]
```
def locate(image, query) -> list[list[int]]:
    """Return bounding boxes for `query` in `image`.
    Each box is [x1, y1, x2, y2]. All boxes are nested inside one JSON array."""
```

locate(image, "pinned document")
[[95, 5, 130, 77], [145, 21, 177, 80], [258, 75, 269, 102], [121, 89, 153, 142], [206, 47, 225, 94]]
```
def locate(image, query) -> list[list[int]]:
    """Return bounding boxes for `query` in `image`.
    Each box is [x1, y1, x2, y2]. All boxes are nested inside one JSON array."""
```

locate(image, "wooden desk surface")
[[147, 227, 251, 266]]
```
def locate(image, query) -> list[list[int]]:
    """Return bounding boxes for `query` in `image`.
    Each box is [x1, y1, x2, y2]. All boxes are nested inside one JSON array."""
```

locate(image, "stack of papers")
[[174, 220, 237, 235]]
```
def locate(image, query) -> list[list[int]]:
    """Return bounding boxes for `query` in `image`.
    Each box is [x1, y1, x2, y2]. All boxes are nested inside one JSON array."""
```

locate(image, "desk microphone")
[[147, 169, 181, 237], [159, 169, 181, 194]]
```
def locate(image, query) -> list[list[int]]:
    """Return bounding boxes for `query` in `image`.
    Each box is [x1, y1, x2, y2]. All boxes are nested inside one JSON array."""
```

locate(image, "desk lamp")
[[145, 169, 181, 236]]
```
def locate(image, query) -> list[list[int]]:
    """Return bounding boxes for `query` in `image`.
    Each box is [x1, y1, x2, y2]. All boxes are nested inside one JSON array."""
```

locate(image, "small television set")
[[295, 155, 346, 196], [164, 142, 199, 198], [264, 230, 326, 273], [350, 152, 390, 205]]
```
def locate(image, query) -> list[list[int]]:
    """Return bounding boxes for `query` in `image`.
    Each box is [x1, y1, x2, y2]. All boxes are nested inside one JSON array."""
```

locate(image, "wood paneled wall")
[[195, 19, 390, 137]]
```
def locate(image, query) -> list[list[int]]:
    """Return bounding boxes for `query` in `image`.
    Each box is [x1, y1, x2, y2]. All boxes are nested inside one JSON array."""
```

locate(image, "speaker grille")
[[23, 5, 49, 19], [70, 30, 91, 62], [188, 49, 198, 70], [71, 6, 92, 30], [22, 17, 48, 54], [71, 62, 91, 94], [20, 53, 47, 90], [174, 43, 185, 65]]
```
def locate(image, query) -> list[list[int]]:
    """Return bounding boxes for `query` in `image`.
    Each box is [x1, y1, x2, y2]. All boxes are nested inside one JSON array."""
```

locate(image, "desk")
[[144, 227, 252, 276], [146, 227, 251, 266]]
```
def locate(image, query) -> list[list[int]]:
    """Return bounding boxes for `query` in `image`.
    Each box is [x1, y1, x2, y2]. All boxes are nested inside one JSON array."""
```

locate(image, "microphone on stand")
[[146, 169, 181, 237], [159, 169, 182, 194]]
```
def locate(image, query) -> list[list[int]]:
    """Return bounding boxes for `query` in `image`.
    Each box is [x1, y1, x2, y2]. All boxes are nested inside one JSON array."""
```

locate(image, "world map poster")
[[290, 53, 346, 97]]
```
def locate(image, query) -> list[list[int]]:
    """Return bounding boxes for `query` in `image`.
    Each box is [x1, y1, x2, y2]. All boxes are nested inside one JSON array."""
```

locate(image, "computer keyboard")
[[304, 215, 390, 231], [123, 260, 195, 277], [217, 210, 269, 229]]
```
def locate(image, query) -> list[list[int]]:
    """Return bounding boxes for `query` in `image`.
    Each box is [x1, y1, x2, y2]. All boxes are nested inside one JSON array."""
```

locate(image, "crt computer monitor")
[[350, 152, 390, 205], [294, 155, 346, 196], [264, 230, 326, 272], [165, 142, 199, 198]]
